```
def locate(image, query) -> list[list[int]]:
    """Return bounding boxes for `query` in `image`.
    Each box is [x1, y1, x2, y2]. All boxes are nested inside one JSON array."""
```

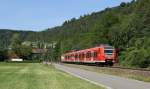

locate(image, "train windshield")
[[104, 49, 114, 55]]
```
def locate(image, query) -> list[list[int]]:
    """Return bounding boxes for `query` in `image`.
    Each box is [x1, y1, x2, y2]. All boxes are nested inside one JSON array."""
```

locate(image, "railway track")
[[95, 64, 150, 72], [86, 63, 150, 72], [107, 66, 150, 72], [62, 63, 150, 72]]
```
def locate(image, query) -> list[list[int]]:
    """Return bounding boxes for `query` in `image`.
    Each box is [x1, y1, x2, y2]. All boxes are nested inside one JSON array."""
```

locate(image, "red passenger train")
[[61, 45, 116, 66]]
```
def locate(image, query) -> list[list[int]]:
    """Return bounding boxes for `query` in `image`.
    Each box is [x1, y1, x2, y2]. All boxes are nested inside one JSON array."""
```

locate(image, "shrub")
[[118, 47, 150, 68]]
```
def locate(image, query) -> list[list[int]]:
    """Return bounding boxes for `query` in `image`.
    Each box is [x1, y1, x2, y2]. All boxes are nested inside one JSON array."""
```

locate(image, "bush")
[[118, 48, 150, 68], [0, 49, 8, 61]]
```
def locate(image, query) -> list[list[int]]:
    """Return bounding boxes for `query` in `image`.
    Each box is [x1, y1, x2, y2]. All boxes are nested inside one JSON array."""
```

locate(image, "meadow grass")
[[0, 63, 104, 89]]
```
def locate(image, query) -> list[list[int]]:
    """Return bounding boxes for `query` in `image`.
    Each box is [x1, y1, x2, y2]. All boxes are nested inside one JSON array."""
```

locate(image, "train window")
[[94, 52, 98, 57], [86, 53, 88, 58], [65, 56, 67, 59], [89, 52, 93, 57], [75, 54, 78, 58], [67, 56, 68, 59], [91, 52, 94, 57], [82, 53, 85, 58], [75, 55, 77, 58], [71, 55, 74, 59], [79, 54, 82, 58], [105, 50, 113, 53], [77, 54, 79, 58], [86, 52, 91, 58], [71, 55, 72, 58], [104, 49, 113, 55], [89, 52, 91, 58], [70, 55, 72, 59], [70, 55, 72, 58]]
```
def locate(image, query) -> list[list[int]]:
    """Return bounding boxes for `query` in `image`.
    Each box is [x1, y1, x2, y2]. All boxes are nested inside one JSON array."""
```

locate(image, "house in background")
[[8, 52, 23, 62], [32, 48, 48, 59]]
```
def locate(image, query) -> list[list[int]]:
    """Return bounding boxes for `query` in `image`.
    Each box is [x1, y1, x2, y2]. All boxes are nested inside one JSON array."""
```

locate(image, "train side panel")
[[61, 46, 116, 65]]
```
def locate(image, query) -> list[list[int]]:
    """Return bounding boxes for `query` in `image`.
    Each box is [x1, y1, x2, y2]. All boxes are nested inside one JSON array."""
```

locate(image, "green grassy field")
[[0, 63, 104, 89]]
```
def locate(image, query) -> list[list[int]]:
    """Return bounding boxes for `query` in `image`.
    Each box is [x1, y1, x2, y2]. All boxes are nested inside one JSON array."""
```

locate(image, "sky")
[[0, 0, 132, 31]]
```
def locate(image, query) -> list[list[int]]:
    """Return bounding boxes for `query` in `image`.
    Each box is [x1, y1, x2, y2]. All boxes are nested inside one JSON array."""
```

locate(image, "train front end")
[[103, 46, 116, 65]]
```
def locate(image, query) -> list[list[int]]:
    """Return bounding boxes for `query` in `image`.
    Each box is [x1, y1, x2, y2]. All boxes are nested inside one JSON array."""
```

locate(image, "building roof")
[[32, 49, 47, 54]]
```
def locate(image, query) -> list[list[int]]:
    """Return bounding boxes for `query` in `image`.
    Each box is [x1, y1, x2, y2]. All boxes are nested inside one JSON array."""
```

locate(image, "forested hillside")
[[0, 30, 35, 49], [0, 0, 150, 67]]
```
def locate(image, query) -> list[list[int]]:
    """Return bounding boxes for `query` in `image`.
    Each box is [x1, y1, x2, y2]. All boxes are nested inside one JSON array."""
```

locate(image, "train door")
[[86, 51, 91, 62], [90, 51, 94, 62], [82, 52, 86, 63], [79, 52, 82, 62], [75, 53, 78, 62], [93, 50, 98, 62], [72, 54, 75, 62]]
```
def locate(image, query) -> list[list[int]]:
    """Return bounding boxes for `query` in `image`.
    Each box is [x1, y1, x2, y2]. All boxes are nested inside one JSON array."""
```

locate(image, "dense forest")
[[0, 0, 150, 68]]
